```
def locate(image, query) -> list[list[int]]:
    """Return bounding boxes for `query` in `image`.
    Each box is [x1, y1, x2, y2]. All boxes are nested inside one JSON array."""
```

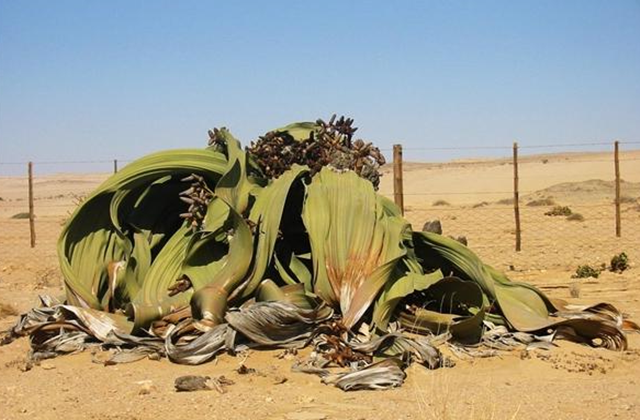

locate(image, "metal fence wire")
[[0, 144, 639, 281]]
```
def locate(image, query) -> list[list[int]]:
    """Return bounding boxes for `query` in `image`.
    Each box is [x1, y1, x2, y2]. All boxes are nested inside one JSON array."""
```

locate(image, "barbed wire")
[[1, 140, 638, 166], [379, 140, 640, 153], [0, 159, 134, 166]]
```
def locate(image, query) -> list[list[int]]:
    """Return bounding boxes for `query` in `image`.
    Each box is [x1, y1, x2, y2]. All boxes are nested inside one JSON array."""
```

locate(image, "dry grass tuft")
[[411, 369, 521, 420]]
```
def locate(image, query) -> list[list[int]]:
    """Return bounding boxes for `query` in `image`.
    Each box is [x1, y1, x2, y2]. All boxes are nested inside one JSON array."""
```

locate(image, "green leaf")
[[59, 148, 228, 311], [372, 270, 443, 332], [271, 122, 318, 142], [302, 168, 408, 328], [398, 276, 485, 343], [213, 128, 259, 214], [231, 165, 310, 300]]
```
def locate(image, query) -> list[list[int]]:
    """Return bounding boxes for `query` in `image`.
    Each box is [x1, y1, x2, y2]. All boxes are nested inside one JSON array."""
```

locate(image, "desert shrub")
[[0, 196, 4, 201], [542, 159, 549, 164], [545, 206, 572, 216], [472, 201, 488, 208], [573, 264, 602, 279], [610, 252, 629, 273], [432, 200, 450, 206], [496, 198, 514, 205], [10, 212, 31, 219], [527, 198, 556, 207], [566, 213, 584, 222]]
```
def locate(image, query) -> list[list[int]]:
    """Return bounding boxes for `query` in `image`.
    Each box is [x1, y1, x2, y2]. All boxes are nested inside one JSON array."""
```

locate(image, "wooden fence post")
[[393, 144, 404, 215], [614, 141, 621, 237], [28, 161, 36, 248], [513, 142, 521, 252], [113, 159, 118, 174]]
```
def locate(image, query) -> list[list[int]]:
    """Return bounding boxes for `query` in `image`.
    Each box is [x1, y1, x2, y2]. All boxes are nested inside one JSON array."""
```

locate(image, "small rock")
[[174, 375, 234, 393], [276, 349, 298, 360], [265, 396, 274, 403], [236, 364, 257, 375], [454, 235, 468, 246], [19, 360, 33, 372], [272, 375, 288, 385], [137, 380, 155, 395], [422, 220, 442, 234], [175, 375, 211, 392], [40, 362, 55, 371]]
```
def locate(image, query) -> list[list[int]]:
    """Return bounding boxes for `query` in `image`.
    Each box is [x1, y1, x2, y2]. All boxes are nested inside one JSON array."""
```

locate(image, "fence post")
[[614, 140, 621, 237], [113, 159, 118, 174], [393, 144, 404, 215], [28, 161, 36, 248], [513, 142, 521, 251]]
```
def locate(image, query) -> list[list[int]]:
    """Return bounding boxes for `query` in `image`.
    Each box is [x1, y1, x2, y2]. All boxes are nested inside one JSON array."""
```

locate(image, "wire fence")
[[378, 141, 640, 273], [0, 143, 639, 284]]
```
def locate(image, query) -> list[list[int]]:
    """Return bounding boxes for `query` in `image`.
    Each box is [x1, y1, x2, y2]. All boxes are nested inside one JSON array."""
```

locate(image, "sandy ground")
[[1, 150, 639, 420]]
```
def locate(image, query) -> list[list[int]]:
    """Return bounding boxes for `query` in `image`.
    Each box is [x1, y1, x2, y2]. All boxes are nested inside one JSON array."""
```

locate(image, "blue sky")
[[1, 0, 639, 171]]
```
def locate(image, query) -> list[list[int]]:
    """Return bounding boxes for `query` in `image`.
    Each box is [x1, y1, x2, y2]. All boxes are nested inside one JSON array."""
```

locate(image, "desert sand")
[[1, 150, 639, 420]]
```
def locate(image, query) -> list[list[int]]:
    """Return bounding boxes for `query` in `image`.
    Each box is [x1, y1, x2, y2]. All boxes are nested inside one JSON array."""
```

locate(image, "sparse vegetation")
[[10, 212, 31, 219], [566, 213, 584, 222], [610, 252, 629, 273], [432, 199, 450, 206], [472, 201, 488, 208], [542, 158, 549, 164], [573, 264, 602, 279], [527, 197, 556, 207], [545, 206, 572, 216]]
